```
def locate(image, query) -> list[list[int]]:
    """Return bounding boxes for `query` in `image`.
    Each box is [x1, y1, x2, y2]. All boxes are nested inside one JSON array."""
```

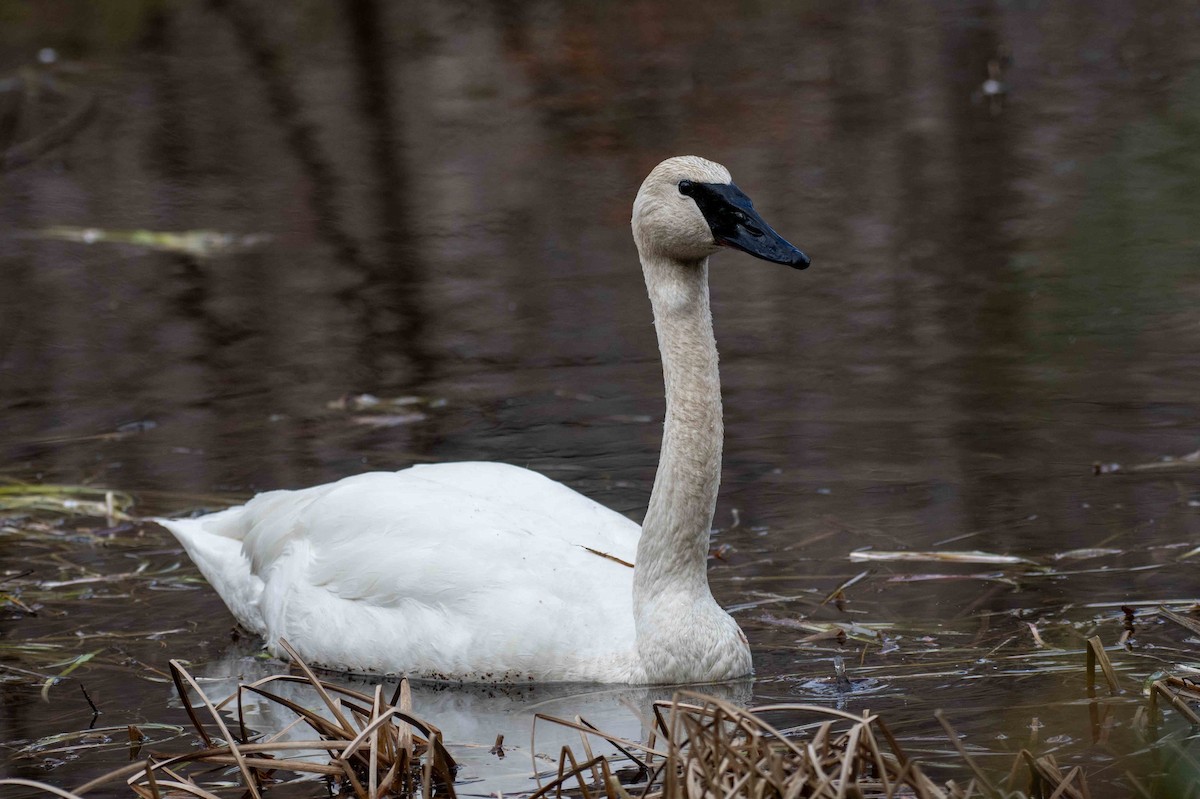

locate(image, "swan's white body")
[[159, 156, 808, 684], [162, 463, 652, 681]]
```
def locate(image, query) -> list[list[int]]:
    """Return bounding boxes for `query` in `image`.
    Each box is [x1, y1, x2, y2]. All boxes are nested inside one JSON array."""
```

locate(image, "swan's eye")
[[678, 179, 695, 197]]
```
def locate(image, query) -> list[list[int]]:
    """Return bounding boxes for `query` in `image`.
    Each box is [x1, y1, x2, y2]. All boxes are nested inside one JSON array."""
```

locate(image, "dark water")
[[2, 1, 1199, 796]]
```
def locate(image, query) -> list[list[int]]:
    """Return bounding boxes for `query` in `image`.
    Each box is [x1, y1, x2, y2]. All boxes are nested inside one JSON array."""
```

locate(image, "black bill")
[[679, 179, 810, 269]]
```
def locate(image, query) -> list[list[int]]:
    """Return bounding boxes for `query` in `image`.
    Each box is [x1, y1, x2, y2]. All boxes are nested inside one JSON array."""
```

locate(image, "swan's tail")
[[155, 510, 267, 637]]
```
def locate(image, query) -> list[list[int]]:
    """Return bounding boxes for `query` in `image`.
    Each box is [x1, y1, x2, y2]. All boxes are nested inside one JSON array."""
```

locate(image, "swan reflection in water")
[[189, 645, 753, 794]]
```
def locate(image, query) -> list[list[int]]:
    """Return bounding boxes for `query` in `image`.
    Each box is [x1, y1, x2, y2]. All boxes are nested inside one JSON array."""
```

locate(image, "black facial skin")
[[678, 179, 810, 269]]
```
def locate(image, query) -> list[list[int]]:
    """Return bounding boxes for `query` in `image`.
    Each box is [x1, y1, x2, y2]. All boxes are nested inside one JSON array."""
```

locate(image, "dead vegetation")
[[1, 601, 1198, 799], [531, 693, 1095, 799], [11, 636, 1200, 799], [0, 480, 134, 522], [1, 640, 458, 799]]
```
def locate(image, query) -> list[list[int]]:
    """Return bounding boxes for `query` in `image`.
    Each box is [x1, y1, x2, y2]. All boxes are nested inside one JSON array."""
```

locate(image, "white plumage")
[[162, 463, 642, 680], [159, 155, 809, 684]]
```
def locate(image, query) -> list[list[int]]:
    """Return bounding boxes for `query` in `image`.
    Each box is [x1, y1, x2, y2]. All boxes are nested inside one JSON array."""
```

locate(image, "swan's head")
[[632, 155, 810, 269]]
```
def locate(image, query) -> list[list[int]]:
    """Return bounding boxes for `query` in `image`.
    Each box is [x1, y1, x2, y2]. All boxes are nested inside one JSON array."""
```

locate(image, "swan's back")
[[160, 462, 644, 681]]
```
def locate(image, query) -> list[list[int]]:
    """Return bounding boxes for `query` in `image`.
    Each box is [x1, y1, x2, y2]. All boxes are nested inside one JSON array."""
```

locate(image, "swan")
[[157, 156, 809, 684]]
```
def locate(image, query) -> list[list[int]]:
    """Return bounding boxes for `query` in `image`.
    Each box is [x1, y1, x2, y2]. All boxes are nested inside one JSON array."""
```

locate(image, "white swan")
[[158, 156, 809, 684]]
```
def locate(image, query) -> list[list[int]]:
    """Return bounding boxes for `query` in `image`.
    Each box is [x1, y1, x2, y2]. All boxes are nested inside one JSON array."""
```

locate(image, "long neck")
[[634, 252, 722, 605]]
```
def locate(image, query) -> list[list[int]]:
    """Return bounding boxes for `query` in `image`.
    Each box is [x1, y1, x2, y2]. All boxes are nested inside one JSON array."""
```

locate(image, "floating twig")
[[850, 549, 1037, 566]]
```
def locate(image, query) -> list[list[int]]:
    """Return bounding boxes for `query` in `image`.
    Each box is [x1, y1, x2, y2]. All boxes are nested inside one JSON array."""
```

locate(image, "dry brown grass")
[[532, 693, 1092, 799], [0, 639, 457, 799], [8, 634, 1200, 798]]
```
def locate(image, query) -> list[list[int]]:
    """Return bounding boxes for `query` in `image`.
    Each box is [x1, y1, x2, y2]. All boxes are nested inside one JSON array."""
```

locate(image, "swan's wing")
[[161, 462, 643, 679], [295, 465, 639, 603], [406, 462, 639, 554]]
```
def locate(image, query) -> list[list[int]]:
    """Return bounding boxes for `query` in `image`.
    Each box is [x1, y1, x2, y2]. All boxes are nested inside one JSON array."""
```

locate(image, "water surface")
[[2, 2, 1199, 795]]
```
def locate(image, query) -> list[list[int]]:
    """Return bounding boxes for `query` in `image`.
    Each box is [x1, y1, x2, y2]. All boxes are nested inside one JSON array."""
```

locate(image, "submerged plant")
[[0, 481, 133, 520]]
